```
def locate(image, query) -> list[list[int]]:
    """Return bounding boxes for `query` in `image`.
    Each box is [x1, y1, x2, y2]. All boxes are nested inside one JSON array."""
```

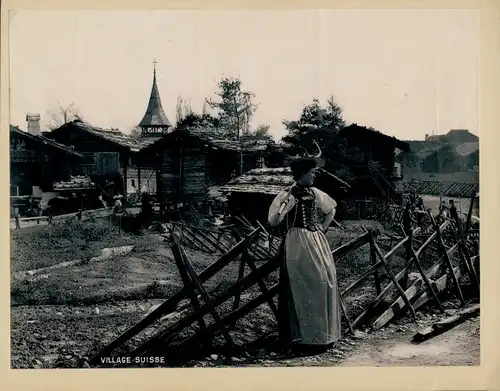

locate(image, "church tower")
[[138, 59, 172, 137]]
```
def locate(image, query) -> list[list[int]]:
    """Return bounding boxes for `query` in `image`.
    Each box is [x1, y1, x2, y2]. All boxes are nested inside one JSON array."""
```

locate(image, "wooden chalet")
[[339, 124, 410, 202], [139, 127, 272, 213], [44, 120, 158, 198], [217, 167, 350, 224], [10, 125, 83, 198]]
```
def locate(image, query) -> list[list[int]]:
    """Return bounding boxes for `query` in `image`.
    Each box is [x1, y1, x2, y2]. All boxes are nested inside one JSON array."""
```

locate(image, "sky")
[[9, 9, 478, 141]]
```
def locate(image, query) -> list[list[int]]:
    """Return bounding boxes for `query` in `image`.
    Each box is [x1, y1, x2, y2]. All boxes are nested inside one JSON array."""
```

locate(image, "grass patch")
[[10, 277, 180, 307], [10, 219, 162, 272]]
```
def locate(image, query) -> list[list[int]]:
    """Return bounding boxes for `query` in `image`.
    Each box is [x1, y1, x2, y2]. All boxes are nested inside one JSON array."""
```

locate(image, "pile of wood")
[[53, 175, 96, 191]]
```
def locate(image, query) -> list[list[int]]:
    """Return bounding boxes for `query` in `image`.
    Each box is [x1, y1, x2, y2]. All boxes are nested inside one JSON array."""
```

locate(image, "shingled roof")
[[340, 124, 411, 152], [140, 126, 273, 153], [10, 125, 83, 157], [57, 120, 144, 151], [406, 140, 445, 160], [395, 179, 477, 198], [456, 142, 479, 157], [218, 167, 294, 195], [218, 166, 350, 196]]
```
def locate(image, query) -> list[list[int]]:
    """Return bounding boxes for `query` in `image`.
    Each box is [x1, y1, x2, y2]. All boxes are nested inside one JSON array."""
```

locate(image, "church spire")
[[138, 59, 172, 138]]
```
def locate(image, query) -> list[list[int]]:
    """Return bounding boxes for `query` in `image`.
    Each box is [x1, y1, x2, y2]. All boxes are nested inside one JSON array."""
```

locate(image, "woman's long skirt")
[[278, 227, 341, 347]]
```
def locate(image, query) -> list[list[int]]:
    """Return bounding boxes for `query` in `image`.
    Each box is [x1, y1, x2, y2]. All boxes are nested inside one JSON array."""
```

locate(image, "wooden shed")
[[217, 167, 350, 225], [139, 127, 272, 212], [339, 124, 410, 202]]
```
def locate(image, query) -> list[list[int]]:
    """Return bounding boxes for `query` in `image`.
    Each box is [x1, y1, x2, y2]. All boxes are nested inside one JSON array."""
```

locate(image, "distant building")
[[424, 129, 478, 143], [402, 129, 479, 179]]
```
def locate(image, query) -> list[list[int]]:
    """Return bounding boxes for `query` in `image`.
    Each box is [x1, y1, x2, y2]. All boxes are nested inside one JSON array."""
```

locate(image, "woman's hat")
[[285, 140, 325, 168]]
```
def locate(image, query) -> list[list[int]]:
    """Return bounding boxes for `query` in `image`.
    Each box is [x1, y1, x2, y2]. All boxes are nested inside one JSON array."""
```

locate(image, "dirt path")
[[10, 299, 480, 369], [339, 317, 480, 367]]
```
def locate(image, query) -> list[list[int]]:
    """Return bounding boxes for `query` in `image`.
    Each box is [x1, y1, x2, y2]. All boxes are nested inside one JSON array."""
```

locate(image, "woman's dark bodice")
[[289, 187, 318, 231]]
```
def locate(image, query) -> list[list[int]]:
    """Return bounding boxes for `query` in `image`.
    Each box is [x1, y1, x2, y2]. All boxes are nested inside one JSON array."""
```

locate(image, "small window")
[[131, 179, 136, 187]]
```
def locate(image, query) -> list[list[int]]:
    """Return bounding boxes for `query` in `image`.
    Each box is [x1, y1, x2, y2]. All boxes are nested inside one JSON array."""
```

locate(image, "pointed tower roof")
[[139, 60, 172, 130]]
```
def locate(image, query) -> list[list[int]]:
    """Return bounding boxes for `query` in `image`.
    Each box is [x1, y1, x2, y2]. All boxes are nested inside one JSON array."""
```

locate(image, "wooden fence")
[[89, 203, 479, 367], [10, 207, 111, 229]]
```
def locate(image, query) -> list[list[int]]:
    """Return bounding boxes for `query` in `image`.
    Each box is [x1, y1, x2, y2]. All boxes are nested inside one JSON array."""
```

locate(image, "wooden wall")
[[80, 152, 120, 176], [151, 133, 268, 210], [46, 123, 128, 175], [159, 141, 209, 203]]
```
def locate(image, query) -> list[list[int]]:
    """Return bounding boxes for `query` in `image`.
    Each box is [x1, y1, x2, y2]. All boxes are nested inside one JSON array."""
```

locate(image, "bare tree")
[[176, 96, 184, 124], [202, 101, 209, 116], [175, 95, 194, 125], [206, 77, 258, 140], [46, 102, 83, 130]]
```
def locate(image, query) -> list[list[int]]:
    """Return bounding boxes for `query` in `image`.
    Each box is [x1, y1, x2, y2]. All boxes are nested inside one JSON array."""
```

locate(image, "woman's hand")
[[321, 208, 336, 233], [316, 223, 328, 234]]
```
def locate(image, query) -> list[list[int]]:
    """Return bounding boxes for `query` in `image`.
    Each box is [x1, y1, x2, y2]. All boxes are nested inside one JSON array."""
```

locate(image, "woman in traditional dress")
[[268, 142, 341, 355]]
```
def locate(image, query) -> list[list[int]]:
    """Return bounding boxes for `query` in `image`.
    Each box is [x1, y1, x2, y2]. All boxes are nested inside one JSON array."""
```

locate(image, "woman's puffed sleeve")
[[268, 191, 289, 226], [313, 188, 337, 214]]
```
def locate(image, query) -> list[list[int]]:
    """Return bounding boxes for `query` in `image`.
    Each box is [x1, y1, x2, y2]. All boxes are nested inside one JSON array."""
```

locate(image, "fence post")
[[369, 235, 382, 294]]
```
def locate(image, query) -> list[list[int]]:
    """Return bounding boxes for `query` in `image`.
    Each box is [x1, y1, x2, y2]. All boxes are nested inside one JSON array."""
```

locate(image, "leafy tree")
[[240, 124, 273, 142], [176, 112, 220, 129], [281, 95, 361, 180], [206, 77, 258, 139], [253, 124, 272, 140]]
